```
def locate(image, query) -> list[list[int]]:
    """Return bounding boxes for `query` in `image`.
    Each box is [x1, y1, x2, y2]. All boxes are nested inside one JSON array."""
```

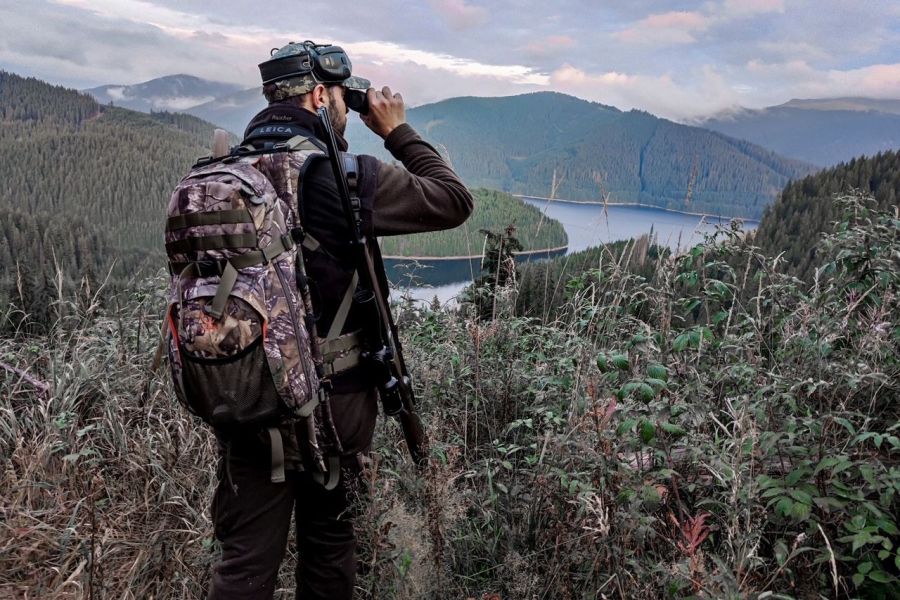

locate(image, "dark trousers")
[[207, 436, 362, 600]]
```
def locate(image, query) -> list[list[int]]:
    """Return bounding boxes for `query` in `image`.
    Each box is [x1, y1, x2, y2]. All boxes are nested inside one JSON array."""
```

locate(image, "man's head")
[[259, 41, 370, 134]]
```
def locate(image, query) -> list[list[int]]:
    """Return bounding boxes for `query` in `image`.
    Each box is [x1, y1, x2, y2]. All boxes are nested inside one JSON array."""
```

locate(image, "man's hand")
[[360, 86, 405, 139]]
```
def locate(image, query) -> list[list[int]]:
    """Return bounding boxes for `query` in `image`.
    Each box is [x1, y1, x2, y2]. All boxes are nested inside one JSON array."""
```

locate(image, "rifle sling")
[[326, 271, 359, 342]]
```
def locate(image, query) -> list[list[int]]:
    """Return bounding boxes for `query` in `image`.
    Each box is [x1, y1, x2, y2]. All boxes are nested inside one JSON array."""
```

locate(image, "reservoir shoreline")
[[513, 194, 761, 222], [382, 195, 757, 262], [382, 243, 569, 261]]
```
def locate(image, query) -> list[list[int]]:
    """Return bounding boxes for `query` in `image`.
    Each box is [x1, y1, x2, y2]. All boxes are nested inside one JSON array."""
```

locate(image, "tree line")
[[0, 72, 214, 331], [753, 149, 900, 281]]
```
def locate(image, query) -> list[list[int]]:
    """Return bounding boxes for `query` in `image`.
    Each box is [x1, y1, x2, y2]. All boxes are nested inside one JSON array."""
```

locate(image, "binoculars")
[[344, 88, 369, 115]]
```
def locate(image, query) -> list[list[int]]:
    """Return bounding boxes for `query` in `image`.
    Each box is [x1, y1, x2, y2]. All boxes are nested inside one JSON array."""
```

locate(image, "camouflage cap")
[[261, 41, 370, 102]]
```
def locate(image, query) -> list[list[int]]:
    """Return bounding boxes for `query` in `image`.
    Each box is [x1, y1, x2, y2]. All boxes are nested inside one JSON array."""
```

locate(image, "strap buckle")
[[196, 260, 226, 278]]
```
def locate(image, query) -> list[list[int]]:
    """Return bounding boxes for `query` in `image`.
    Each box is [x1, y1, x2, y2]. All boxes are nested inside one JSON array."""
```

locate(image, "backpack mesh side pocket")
[[180, 335, 283, 430]]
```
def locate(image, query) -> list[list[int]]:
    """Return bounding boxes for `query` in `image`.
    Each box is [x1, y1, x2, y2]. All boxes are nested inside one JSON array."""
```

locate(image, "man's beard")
[[326, 94, 347, 135]]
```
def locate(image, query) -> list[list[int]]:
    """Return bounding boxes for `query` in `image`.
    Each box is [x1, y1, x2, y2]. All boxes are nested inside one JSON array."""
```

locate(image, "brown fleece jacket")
[[373, 123, 474, 236]]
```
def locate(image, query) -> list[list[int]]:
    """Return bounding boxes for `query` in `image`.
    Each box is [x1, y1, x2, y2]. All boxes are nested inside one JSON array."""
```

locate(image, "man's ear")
[[310, 84, 329, 109]]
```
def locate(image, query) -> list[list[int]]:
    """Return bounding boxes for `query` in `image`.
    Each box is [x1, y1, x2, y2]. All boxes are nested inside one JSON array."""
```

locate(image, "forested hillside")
[[350, 92, 814, 218], [380, 189, 566, 257], [0, 72, 569, 329], [753, 150, 900, 281], [0, 71, 217, 328]]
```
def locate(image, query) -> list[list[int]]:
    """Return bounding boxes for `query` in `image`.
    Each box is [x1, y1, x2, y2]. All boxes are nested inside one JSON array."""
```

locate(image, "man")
[[207, 41, 473, 600]]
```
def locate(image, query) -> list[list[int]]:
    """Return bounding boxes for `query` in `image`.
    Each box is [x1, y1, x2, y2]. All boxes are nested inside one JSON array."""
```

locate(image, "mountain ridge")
[[79, 74, 822, 217], [85, 74, 244, 113], [347, 92, 813, 218], [700, 99, 900, 166]]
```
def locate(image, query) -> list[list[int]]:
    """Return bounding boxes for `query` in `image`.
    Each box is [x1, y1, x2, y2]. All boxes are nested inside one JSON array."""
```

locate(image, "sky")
[[1, 0, 899, 120]]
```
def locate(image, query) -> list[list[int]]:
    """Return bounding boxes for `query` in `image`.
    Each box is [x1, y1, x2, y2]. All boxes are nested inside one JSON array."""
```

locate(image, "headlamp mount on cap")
[[259, 41, 370, 113], [260, 41, 353, 85]]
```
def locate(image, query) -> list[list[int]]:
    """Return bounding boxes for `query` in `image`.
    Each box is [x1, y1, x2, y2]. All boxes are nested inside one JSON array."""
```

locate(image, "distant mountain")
[[184, 87, 265, 136], [80, 74, 815, 218], [700, 98, 900, 167], [348, 92, 814, 218], [85, 74, 243, 113], [779, 97, 900, 114]]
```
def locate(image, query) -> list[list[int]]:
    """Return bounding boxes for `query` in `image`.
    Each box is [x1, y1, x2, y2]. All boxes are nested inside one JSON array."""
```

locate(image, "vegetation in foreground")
[[1, 192, 898, 598]]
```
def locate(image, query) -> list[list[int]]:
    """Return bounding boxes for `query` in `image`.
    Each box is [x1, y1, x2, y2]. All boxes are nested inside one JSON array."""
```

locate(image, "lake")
[[386, 198, 758, 304]]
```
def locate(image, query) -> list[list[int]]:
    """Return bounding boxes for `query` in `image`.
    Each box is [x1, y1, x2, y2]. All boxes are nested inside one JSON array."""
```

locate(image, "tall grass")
[[1, 192, 897, 598]]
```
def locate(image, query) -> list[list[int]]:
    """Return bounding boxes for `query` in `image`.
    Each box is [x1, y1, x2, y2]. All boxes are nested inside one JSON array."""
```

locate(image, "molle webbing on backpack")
[[166, 209, 254, 232], [165, 233, 259, 255], [172, 234, 295, 320]]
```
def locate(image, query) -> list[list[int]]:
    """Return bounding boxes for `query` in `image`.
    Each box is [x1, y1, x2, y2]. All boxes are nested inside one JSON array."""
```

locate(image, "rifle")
[[316, 106, 429, 468]]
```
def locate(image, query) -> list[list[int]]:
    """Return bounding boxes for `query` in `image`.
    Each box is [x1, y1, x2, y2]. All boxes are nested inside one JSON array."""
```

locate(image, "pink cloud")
[[642, 11, 710, 30], [524, 34, 576, 57], [615, 11, 710, 45], [742, 60, 900, 100], [429, 0, 488, 31]]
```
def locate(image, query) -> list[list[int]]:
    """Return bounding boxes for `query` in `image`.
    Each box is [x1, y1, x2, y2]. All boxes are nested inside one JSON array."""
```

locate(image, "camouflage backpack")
[[164, 135, 342, 481]]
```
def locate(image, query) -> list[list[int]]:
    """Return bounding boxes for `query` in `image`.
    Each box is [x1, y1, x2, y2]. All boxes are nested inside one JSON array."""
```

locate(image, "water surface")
[[387, 200, 757, 304]]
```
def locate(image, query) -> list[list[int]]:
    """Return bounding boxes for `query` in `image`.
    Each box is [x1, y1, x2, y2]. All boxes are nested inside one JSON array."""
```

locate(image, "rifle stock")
[[316, 106, 429, 467]]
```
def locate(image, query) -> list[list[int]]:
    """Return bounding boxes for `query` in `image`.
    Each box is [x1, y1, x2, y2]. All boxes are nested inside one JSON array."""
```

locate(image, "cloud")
[[429, 0, 488, 31], [642, 11, 710, 30], [745, 59, 900, 99], [106, 86, 125, 100], [614, 1, 787, 48], [346, 41, 548, 85], [524, 35, 576, 58], [719, 0, 785, 18], [2, 0, 900, 121], [549, 63, 740, 120], [615, 11, 710, 45], [754, 40, 830, 63], [153, 95, 217, 110], [1, 0, 542, 105]]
